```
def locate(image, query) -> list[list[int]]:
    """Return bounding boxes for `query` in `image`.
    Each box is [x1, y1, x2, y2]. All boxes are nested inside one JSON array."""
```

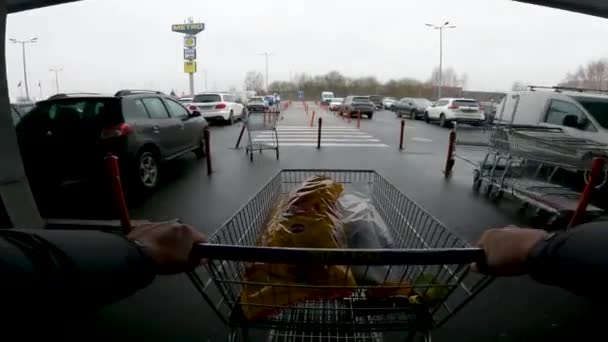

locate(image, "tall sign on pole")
[[172, 18, 205, 96]]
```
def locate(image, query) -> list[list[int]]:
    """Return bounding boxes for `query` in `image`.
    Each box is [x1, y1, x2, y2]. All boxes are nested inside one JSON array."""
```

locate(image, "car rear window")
[[20, 98, 121, 128], [453, 100, 479, 107], [193, 94, 222, 103], [353, 97, 370, 102]]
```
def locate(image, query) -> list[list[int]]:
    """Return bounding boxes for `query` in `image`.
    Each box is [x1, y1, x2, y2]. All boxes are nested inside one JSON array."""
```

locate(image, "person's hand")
[[127, 222, 208, 275], [472, 226, 549, 276]]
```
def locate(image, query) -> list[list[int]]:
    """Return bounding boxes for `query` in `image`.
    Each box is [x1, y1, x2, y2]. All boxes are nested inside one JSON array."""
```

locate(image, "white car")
[[188, 93, 246, 124], [424, 98, 485, 127], [328, 98, 343, 111], [382, 97, 397, 109]]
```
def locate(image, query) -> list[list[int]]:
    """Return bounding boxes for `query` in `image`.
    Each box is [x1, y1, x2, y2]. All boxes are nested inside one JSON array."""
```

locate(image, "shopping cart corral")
[[189, 170, 492, 341], [451, 124, 608, 227], [244, 111, 280, 162]]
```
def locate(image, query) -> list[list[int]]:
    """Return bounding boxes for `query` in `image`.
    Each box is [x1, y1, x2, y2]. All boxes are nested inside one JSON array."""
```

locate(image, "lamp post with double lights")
[[424, 22, 456, 98], [9, 37, 37, 101]]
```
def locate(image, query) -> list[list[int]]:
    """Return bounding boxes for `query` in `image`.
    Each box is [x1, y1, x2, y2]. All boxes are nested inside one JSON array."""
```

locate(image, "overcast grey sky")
[[6, 0, 608, 100]]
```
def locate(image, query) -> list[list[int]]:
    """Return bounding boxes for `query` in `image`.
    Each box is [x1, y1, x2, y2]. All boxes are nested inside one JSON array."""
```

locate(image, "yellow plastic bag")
[[241, 176, 357, 319]]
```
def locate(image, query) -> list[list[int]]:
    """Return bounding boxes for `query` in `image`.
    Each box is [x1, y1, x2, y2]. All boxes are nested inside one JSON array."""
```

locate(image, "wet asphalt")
[[45, 102, 600, 341]]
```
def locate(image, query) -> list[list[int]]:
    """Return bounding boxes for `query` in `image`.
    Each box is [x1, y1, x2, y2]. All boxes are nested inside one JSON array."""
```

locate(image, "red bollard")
[[310, 110, 315, 127], [399, 119, 405, 150], [317, 117, 322, 149], [104, 154, 131, 233], [568, 157, 606, 228], [444, 129, 456, 178], [204, 128, 212, 175], [347, 112, 351, 124], [357, 110, 361, 129]]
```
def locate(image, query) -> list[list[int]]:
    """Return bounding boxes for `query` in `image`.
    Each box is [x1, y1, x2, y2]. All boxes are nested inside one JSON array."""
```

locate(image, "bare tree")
[[560, 58, 608, 90], [428, 67, 467, 87], [243, 71, 264, 94]]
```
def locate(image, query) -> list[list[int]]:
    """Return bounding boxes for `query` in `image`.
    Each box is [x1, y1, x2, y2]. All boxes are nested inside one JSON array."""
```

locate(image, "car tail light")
[[189, 105, 197, 111], [215, 103, 227, 109], [448, 105, 459, 109], [101, 123, 133, 139]]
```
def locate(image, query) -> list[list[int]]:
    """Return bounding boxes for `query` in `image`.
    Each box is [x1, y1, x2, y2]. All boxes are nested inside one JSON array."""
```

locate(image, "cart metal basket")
[[189, 170, 491, 341]]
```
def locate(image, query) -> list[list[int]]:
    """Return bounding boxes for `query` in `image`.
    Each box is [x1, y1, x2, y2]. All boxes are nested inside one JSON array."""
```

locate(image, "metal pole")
[[438, 27, 443, 99], [55, 71, 59, 93], [265, 53, 269, 92], [21, 42, 30, 101], [189, 72, 195, 96]]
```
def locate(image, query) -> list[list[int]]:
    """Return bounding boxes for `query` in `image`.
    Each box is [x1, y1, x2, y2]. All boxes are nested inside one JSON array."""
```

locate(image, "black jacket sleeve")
[[0, 229, 155, 316], [527, 221, 608, 295]]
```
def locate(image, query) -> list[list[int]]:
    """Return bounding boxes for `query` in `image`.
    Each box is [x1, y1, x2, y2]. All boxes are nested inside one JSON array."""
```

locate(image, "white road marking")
[[279, 143, 389, 147], [411, 137, 433, 143], [254, 138, 381, 142]]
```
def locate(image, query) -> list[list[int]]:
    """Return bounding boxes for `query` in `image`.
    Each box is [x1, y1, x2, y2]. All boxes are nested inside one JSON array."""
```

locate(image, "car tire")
[[439, 114, 448, 128], [135, 150, 160, 191], [424, 112, 430, 123], [367, 113, 373, 119], [194, 133, 206, 159]]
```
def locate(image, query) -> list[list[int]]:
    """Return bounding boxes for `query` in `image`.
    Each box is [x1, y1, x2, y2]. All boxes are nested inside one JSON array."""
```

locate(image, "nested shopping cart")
[[453, 125, 608, 226], [188, 169, 492, 341], [244, 110, 279, 162]]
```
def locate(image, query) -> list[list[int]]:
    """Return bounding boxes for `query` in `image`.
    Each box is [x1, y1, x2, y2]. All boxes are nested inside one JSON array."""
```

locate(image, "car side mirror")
[[190, 110, 201, 118], [562, 114, 579, 128]]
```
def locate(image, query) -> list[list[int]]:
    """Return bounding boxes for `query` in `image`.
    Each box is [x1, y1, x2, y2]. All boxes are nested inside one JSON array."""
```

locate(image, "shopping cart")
[[188, 169, 492, 341], [244, 110, 279, 162], [454, 125, 607, 226]]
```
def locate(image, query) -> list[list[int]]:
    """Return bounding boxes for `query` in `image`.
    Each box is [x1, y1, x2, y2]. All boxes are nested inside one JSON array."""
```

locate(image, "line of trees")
[[243, 69, 468, 100], [559, 58, 608, 90]]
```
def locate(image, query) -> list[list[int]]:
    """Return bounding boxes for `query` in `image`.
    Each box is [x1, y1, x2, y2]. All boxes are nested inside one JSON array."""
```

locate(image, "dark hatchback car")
[[393, 97, 432, 119], [16, 90, 209, 195]]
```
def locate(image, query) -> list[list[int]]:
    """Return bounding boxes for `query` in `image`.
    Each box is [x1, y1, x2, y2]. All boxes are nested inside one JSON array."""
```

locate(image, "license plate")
[[199, 105, 214, 111]]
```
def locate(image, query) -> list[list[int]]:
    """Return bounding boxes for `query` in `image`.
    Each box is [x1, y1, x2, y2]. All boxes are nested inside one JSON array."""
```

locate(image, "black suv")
[[16, 90, 209, 194]]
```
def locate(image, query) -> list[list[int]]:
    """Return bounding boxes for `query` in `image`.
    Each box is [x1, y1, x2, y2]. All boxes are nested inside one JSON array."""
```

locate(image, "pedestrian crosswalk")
[[252, 126, 388, 147]]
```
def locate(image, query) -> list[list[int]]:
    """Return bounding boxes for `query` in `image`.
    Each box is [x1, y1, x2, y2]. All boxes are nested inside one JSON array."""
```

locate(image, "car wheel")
[[424, 112, 430, 123], [367, 113, 373, 119], [439, 114, 448, 128], [194, 133, 206, 159], [137, 150, 159, 191], [228, 111, 235, 125]]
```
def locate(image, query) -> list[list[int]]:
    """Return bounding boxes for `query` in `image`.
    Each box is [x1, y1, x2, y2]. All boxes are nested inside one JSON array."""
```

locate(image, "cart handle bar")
[[193, 244, 485, 265]]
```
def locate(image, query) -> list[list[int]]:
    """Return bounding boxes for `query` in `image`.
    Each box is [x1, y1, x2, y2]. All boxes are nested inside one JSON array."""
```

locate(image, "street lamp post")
[[49, 67, 63, 94], [9, 37, 37, 101], [425, 22, 456, 99], [257, 52, 272, 93]]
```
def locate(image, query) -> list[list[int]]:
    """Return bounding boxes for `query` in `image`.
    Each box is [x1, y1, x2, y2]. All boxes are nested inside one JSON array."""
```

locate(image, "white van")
[[497, 87, 608, 144], [321, 91, 334, 104]]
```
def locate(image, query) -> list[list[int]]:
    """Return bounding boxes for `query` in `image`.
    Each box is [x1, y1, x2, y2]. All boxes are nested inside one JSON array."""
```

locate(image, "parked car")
[[247, 96, 267, 112], [328, 98, 344, 111], [479, 101, 498, 123], [393, 98, 432, 119], [321, 91, 334, 104], [340, 96, 375, 119], [497, 87, 608, 144], [382, 97, 397, 109], [424, 98, 485, 127], [188, 92, 246, 124], [263, 95, 275, 107], [16, 90, 209, 194], [369, 95, 383, 110]]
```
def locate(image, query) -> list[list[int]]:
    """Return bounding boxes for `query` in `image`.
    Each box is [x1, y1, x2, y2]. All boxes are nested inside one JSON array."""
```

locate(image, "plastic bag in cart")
[[339, 192, 414, 299], [241, 176, 357, 319]]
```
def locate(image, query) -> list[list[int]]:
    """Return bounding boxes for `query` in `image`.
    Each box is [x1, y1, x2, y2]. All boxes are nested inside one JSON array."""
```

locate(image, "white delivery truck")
[[321, 91, 334, 104], [497, 86, 608, 144]]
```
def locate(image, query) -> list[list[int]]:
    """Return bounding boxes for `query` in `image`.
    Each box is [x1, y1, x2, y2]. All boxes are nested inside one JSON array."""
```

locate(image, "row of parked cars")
[[327, 96, 376, 119]]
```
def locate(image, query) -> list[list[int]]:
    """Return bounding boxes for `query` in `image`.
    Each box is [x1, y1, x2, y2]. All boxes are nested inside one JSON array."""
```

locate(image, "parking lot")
[[42, 102, 598, 341]]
